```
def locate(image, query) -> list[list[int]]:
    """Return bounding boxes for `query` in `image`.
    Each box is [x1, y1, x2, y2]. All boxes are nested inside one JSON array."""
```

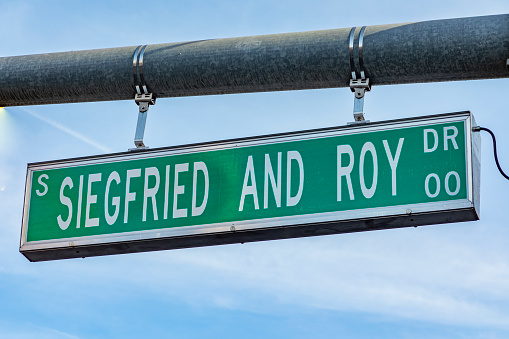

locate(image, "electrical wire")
[[473, 126, 509, 180]]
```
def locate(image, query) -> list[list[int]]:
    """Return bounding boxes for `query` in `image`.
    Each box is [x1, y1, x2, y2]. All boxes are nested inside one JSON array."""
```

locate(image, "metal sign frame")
[[20, 111, 480, 261]]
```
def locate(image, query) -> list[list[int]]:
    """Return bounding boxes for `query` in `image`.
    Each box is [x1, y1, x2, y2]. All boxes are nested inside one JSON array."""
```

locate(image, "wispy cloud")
[[20, 107, 112, 153], [89, 227, 509, 330], [0, 320, 81, 339]]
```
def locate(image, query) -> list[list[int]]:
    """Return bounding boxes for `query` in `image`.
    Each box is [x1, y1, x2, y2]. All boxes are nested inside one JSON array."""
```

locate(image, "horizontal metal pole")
[[0, 14, 508, 107]]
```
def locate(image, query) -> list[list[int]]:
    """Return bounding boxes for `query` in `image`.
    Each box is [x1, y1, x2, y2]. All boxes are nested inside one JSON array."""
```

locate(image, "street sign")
[[20, 112, 480, 261]]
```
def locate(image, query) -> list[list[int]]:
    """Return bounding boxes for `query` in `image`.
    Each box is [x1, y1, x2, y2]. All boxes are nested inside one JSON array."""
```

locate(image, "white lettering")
[[383, 138, 404, 196], [337, 145, 355, 201], [164, 165, 170, 219], [264, 153, 282, 209], [85, 173, 101, 227], [444, 126, 459, 151], [359, 142, 378, 199], [424, 129, 438, 153], [286, 150, 304, 207], [192, 162, 209, 217], [425, 173, 440, 198], [36, 174, 49, 196], [57, 177, 73, 230], [143, 167, 160, 221], [105, 171, 121, 225], [173, 163, 189, 218], [76, 175, 84, 228], [239, 155, 259, 211], [124, 169, 141, 223], [445, 171, 460, 196]]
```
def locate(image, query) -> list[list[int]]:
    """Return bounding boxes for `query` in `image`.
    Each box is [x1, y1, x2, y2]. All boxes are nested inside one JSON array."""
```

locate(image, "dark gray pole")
[[0, 14, 507, 107]]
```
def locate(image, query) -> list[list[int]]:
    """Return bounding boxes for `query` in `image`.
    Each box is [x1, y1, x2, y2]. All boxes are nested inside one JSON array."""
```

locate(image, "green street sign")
[[20, 112, 480, 261]]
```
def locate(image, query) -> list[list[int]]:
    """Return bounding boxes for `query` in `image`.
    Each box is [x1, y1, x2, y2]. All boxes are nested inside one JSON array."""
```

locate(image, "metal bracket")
[[134, 93, 155, 149], [348, 26, 371, 124], [131, 45, 155, 150]]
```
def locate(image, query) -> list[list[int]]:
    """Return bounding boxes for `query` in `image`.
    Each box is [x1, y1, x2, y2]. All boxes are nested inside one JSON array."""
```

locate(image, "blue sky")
[[1, 1, 509, 338]]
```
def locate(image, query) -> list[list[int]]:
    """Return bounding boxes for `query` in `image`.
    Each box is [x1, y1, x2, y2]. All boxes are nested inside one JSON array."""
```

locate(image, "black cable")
[[473, 126, 509, 180]]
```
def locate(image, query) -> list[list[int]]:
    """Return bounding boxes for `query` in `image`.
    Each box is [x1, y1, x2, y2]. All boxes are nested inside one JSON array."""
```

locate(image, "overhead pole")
[[0, 14, 507, 107]]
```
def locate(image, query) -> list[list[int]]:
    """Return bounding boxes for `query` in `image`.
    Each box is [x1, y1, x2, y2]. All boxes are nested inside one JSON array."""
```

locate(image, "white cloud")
[[76, 225, 509, 329]]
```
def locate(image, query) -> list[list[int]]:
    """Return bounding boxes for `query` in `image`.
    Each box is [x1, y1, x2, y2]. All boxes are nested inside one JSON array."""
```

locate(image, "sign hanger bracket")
[[131, 45, 155, 150], [348, 26, 371, 125]]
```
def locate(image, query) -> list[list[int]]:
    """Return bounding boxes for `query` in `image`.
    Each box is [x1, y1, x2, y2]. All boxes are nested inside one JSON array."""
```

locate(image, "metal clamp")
[[131, 45, 155, 150], [348, 26, 371, 124]]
